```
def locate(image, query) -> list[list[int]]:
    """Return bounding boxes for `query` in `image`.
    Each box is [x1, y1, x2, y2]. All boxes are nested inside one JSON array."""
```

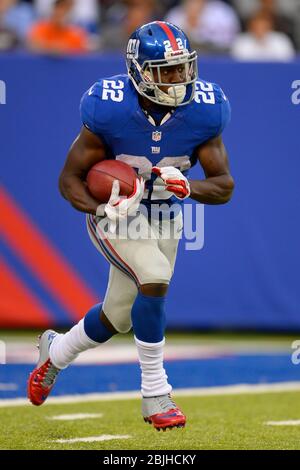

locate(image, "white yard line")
[[2, 381, 300, 407], [47, 413, 103, 421], [4, 342, 292, 364], [0, 383, 18, 391], [265, 420, 300, 426], [53, 435, 131, 444]]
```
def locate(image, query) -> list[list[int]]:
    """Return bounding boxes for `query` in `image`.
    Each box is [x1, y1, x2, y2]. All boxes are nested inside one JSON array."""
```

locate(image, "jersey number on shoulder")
[[102, 80, 124, 102], [194, 81, 215, 105]]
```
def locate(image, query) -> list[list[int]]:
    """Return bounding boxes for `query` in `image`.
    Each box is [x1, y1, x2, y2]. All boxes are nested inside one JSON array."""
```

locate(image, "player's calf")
[[27, 330, 61, 406]]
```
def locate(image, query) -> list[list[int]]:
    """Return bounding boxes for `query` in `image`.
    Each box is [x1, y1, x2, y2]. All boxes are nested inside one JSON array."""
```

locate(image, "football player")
[[27, 21, 234, 431]]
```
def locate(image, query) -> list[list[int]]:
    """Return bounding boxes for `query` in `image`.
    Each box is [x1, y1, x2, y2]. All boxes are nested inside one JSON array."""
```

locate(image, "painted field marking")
[[0, 383, 18, 391], [265, 420, 300, 426], [2, 382, 300, 407], [6, 342, 292, 365], [53, 434, 131, 443], [47, 413, 103, 421]]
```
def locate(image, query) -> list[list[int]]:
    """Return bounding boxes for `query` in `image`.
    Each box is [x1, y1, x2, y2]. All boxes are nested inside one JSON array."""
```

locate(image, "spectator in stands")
[[229, 0, 298, 24], [0, 0, 34, 50], [101, 0, 161, 51], [231, 10, 295, 61], [229, 0, 296, 48], [34, 0, 100, 35], [27, 0, 89, 55], [0, 21, 18, 51], [165, 0, 240, 53]]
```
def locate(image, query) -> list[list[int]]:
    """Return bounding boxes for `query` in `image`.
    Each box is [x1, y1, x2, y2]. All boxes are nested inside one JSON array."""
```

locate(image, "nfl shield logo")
[[152, 131, 162, 142]]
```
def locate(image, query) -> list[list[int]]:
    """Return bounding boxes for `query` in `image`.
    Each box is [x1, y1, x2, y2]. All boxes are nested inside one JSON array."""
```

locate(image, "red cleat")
[[27, 330, 61, 406], [142, 394, 186, 431]]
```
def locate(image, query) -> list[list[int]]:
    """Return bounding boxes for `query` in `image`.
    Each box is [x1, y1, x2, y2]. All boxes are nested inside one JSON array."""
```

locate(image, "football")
[[86, 160, 137, 203]]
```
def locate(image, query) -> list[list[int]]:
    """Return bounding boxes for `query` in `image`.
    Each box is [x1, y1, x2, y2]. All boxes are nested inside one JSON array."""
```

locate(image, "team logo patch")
[[152, 131, 162, 142], [151, 146, 160, 154]]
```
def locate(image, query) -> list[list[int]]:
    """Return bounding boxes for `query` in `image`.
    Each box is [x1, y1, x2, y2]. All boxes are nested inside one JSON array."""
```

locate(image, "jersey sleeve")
[[213, 83, 231, 136], [80, 81, 112, 136], [189, 81, 231, 142]]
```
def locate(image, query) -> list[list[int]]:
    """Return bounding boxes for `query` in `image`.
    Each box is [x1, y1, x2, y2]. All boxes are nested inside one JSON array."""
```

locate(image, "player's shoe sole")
[[142, 394, 186, 431], [27, 330, 61, 406], [143, 413, 186, 431]]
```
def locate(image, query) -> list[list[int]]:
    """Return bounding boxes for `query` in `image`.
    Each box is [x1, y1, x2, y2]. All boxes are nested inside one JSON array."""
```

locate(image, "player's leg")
[[132, 213, 185, 430], [101, 265, 137, 334], [88, 212, 185, 429], [100, 211, 184, 334], [158, 211, 183, 273], [27, 211, 178, 408], [27, 302, 116, 406]]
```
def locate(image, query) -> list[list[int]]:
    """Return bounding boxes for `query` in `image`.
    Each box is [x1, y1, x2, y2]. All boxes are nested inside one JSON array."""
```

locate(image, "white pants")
[[86, 210, 183, 333]]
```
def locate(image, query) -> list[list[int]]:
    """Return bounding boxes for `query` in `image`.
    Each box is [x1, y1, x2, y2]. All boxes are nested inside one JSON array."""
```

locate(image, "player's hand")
[[97, 178, 145, 233], [152, 166, 190, 200]]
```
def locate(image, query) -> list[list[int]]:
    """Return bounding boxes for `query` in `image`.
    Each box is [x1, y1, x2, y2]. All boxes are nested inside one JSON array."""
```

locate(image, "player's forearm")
[[59, 174, 99, 214], [189, 175, 234, 204]]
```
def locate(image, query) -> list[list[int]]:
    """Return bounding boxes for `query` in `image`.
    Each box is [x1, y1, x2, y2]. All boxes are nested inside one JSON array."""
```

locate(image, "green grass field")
[[1, 330, 299, 450], [1, 391, 300, 450]]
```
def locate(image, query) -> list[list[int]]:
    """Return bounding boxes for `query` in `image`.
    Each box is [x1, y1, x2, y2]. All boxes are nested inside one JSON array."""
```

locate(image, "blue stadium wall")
[[0, 53, 299, 330]]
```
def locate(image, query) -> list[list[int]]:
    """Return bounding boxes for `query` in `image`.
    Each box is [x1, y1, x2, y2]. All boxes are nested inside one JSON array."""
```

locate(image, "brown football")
[[86, 160, 137, 203]]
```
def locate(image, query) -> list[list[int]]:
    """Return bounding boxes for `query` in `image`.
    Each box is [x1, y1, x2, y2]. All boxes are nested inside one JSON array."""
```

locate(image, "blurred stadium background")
[[0, 0, 300, 450]]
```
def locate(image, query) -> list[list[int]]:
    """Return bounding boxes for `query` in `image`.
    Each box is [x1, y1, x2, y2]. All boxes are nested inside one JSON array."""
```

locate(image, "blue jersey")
[[80, 74, 230, 212]]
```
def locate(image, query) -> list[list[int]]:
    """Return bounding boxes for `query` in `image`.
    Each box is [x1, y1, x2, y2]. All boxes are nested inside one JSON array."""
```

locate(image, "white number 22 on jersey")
[[194, 81, 215, 104], [102, 80, 124, 102]]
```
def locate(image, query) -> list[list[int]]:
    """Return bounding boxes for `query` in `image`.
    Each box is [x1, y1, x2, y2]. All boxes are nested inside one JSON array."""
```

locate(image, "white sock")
[[49, 319, 99, 369], [134, 336, 172, 397]]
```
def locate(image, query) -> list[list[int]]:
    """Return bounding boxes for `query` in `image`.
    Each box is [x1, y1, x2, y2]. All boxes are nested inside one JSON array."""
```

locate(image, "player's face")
[[152, 64, 186, 94]]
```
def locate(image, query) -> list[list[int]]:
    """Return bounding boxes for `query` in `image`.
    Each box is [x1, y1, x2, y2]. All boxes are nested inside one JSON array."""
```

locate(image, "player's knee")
[[102, 304, 133, 334], [139, 258, 172, 286], [110, 318, 132, 334], [103, 311, 132, 334]]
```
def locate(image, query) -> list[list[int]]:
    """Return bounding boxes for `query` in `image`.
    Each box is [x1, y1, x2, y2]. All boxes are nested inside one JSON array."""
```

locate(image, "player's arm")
[[189, 135, 234, 204], [59, 126, 106, 214]]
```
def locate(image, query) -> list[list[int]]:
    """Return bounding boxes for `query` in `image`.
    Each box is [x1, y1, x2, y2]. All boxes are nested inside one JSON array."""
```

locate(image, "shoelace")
[[42, 362, 60, 387]]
